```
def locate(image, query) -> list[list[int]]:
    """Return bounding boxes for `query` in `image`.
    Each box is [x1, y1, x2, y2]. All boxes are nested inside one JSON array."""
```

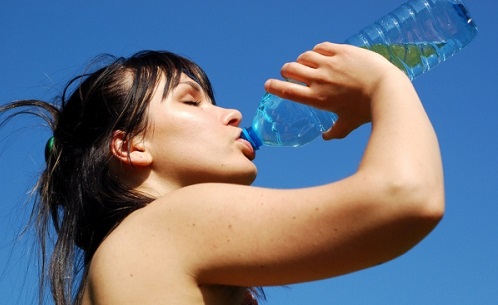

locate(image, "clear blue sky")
[[1, 0, 496, 304]]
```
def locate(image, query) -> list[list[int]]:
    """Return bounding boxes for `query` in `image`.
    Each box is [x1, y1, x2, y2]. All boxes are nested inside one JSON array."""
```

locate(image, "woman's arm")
[[117, 43, 444, 287]]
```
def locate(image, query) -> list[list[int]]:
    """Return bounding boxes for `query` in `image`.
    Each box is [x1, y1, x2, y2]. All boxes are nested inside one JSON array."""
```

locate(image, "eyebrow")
[[178, 80, 216, 105], [179, 80, 202, 92]]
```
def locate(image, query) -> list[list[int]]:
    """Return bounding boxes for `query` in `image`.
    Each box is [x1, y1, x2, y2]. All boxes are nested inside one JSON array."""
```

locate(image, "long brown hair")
[[1, 50, 215, 305]]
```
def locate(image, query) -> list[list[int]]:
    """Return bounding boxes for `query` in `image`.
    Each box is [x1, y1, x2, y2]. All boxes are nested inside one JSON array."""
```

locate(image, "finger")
[[264, 79, 312, 102], [296, 50, 323, 69], [280, 62, 317, 85], [313, 42, 341, 56]]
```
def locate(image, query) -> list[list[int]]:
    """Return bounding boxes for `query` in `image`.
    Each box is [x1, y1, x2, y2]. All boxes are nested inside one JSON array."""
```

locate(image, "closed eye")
[[183, 100, 201, 106]]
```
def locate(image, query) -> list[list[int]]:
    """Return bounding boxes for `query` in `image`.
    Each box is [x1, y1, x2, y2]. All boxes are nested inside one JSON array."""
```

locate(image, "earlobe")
[[110, 130, 152, 167]]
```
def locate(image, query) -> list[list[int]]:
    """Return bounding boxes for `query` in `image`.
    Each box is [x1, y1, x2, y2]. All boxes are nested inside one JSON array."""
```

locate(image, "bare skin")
[[82, 43, 444, 305]]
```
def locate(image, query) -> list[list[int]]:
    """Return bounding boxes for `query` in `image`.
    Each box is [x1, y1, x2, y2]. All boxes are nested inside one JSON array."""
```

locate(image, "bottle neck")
[[241, 127, 262, 150]]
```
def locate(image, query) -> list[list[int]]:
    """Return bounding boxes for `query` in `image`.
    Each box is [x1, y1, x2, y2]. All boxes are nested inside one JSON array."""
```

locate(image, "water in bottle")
[[241, 0, 477, 150]]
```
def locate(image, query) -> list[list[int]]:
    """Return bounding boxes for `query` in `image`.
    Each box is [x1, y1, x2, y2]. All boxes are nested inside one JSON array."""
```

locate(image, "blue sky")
[[1, 0, 496, 304]]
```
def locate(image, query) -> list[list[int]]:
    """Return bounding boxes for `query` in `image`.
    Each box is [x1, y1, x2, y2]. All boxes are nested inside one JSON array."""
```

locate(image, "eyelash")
[[184, 100, 201, 107]]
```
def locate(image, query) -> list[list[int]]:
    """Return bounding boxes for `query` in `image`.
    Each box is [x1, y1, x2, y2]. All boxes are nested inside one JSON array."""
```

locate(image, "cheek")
[[150, 113, 196, 142], [148, 109, 225, 158]]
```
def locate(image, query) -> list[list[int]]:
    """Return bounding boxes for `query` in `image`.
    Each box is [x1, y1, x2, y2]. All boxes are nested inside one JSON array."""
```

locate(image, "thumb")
[[322, 119, 352, 140]]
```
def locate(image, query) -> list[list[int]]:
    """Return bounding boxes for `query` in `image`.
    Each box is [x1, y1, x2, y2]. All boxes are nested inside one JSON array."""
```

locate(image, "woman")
[[0, 42, 444, 305]]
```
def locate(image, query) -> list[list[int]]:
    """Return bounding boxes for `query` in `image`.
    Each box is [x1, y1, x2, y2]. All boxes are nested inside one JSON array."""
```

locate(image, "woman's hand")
[[264, 42, 405, 140]]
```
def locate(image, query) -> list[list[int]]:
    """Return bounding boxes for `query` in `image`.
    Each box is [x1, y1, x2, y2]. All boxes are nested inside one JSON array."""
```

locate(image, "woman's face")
[[141, 73, 257, 189]]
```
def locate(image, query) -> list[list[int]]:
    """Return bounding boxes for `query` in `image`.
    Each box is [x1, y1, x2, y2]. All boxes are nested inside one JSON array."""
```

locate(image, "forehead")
[[181, 68, 201, 84]]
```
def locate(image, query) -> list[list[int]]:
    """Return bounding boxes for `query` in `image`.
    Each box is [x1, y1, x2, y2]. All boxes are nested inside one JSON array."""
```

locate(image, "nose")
[[221, 107, 242, 127]]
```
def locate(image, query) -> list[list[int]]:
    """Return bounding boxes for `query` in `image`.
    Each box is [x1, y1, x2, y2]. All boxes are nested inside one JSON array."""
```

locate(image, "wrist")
[[369, 68, 417, 121]]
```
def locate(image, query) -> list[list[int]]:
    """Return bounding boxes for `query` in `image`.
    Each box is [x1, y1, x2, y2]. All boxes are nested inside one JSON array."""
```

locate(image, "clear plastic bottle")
[[241, 0, 477, 150]]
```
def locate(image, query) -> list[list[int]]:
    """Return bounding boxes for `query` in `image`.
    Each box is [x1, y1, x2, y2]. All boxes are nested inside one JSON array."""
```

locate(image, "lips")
[[237, 137, 256, 161]]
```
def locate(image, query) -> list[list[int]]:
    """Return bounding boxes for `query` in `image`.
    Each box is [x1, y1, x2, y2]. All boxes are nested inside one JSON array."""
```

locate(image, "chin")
[[241, 171, 257, 185], [224, 166, 258, 186], [243, 164, 258, 185]]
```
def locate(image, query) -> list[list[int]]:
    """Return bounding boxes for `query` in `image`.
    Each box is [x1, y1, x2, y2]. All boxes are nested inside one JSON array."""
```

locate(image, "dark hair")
[[0, 50, 215, 305]]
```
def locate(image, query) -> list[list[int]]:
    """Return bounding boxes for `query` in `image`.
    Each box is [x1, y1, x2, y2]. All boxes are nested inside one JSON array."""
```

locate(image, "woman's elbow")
[[386, 172, 445, 227]]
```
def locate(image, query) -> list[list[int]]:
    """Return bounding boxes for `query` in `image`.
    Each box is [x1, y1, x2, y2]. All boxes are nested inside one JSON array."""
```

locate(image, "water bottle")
[[241, 0, 477, 150]]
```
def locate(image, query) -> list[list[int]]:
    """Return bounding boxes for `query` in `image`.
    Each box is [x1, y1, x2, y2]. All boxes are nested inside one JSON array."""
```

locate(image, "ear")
[[110, 130, 152, 167]]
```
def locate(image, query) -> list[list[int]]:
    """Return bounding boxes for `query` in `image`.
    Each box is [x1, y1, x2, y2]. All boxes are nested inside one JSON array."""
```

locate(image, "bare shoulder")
[[83, 199, 202, 305], [84, 193, 250, 305]]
